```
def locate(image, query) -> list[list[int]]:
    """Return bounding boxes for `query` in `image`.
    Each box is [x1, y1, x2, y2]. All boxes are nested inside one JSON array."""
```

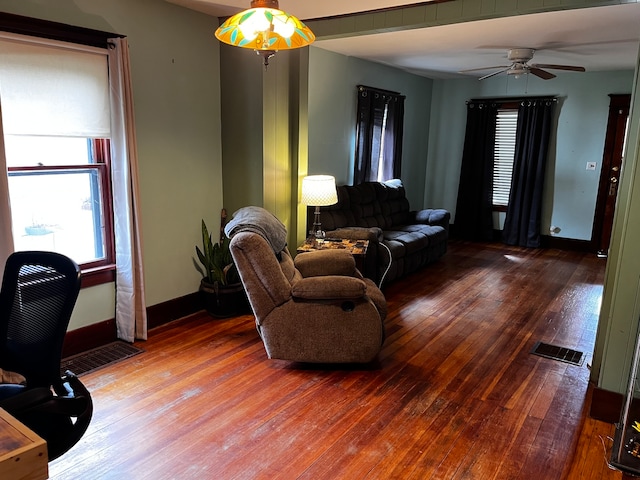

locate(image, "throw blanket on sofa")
[[224, 206, 287, 254]]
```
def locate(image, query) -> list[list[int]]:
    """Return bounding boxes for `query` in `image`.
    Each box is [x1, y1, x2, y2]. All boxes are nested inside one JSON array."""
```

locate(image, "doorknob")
[[611, 177, 618, 183]]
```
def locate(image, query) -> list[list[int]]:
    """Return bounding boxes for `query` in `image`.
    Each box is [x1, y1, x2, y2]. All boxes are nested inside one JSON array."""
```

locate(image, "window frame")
[[354, 85, 405, 184], [492, 101, 520, 212], [0, 12, 120, 288]]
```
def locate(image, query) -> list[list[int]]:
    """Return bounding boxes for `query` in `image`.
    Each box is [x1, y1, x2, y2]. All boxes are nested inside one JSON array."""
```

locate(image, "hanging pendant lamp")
[[214, 0, 315, 68]]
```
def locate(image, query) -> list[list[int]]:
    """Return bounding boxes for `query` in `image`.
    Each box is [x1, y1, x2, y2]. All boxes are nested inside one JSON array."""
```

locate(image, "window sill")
[[81, 263, 115, 288]]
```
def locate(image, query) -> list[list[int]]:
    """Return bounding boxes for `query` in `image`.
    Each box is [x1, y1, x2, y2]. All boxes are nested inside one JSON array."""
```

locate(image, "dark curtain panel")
[[354, 86, 405, 184], [454, 101, 498, 241], [502, 99, 556, 247]]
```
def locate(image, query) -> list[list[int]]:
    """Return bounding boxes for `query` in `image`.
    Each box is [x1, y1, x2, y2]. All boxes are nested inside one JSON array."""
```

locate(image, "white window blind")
[[493, 108, 518, 206], [0, 34, 110, 138]]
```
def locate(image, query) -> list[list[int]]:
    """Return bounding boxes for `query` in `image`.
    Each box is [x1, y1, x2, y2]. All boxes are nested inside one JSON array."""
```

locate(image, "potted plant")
[[196, 216, 248, 318]]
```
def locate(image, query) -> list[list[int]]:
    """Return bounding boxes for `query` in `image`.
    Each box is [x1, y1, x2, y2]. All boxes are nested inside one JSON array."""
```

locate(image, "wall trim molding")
[[146, 291, 202, 330], [589, 386, 623, 424], [62, 290, 203, 358], [62, 318, 117, 358], [449, 227, 597, 253]]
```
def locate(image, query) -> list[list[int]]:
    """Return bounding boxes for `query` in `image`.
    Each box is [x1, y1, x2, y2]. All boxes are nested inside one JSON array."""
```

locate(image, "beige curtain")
[[108, 37, 147, 342], [0, 103, 13, 270]]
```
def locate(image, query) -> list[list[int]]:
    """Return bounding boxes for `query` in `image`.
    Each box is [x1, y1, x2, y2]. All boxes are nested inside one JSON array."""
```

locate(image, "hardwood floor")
[[49, 241, 627, 479]]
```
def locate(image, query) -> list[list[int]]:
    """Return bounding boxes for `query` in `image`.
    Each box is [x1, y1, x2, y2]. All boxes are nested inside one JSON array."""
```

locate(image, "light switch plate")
[[586, 162, 597, 171]]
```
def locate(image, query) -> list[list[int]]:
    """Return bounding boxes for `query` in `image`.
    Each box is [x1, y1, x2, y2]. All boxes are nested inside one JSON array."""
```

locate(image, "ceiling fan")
[[460, 48, 586, 80]]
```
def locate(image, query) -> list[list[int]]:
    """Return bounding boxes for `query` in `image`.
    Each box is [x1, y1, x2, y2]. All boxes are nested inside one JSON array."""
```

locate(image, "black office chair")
[[0, 251, 93, 461]]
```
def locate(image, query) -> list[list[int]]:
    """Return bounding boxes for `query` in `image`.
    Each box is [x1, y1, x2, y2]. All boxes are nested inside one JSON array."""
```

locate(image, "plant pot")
[[200, 279, 249, 318]]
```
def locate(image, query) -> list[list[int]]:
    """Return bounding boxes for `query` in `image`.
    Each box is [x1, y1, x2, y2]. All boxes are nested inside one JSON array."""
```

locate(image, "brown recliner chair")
[[226, 207, 386, 364]]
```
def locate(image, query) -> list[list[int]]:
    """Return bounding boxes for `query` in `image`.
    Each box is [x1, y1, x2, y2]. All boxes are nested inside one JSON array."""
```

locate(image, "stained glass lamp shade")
[[214, 0, 315, 67]]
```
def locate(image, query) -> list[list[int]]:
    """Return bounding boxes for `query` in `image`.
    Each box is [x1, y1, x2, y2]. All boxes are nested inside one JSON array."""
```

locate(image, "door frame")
[[591, 94, 631, 256]]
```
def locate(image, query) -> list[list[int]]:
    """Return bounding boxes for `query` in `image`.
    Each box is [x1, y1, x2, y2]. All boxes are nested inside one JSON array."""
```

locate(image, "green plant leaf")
[[196, 218, 238, 286]]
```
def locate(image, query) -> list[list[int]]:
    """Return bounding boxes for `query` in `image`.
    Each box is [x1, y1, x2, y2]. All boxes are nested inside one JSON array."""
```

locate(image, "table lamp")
[[301, 175, 338, 240]]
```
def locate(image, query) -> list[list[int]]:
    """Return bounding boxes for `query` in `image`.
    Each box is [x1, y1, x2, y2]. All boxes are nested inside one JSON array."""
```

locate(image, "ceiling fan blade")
[[478, 67, 511, 80], [530, 68, 556, 80], [532, 63, 585, 72], [458, 65, 509, 73]]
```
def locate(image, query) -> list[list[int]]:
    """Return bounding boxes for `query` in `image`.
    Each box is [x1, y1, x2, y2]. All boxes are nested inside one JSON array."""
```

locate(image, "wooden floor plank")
[[47, 241, 626, 479]]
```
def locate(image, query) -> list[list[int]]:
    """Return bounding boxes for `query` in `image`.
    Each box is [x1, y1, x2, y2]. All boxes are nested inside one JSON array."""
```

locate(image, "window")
[[0, 27, 116, 284], [6, 136, 113, 268], [354, 85, 405, 185], [375, 105, 390, 182], [493, 107, 518, 208], [456, 97, 555, 246]]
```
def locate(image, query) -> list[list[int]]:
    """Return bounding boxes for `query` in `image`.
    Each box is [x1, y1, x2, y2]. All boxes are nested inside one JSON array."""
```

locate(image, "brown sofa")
[[227, 207, 387, 364], [312, 179, 450, 286]]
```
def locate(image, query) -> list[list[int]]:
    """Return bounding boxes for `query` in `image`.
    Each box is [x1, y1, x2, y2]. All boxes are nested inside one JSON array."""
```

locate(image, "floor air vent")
[[61, 341, 144, 376], [530, 341, 584, 366]]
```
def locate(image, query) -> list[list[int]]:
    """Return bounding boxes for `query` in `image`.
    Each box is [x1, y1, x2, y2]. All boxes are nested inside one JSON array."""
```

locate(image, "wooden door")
[[592, 94, 630, 257]]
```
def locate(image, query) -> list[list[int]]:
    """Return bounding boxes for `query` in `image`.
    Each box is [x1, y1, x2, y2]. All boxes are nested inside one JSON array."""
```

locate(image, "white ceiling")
[[167, 0, 640, 79]]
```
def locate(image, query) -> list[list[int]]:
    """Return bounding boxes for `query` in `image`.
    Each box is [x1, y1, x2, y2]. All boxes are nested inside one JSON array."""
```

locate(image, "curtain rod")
[[468, 96, 558, 104], [358, 85, 404, 97]]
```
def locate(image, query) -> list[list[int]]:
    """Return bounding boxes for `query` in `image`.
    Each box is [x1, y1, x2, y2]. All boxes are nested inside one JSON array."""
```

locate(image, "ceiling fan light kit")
[[507, 64, 528, 79], [460, 48, 586, 80]]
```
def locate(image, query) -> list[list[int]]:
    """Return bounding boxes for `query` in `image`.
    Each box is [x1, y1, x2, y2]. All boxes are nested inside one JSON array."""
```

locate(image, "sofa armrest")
[[291, 275, 366, 300], [412, 208, 451, 226], [325, 226, 383, 243], [295, 249, 357, 278]]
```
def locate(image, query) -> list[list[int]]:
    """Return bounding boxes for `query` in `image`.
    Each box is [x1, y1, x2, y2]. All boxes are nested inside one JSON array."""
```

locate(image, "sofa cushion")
[[414, 208, 450, 226], [313, 185, 355, 231], [349, 183, 388, 229], [377, 181, 411, 227], [383, 229, 429, 255], [381, 238, 406, 260], [411, 224, 448, 245]]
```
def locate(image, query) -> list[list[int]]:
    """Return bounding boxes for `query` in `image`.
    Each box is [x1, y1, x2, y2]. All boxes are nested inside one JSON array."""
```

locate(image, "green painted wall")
[[0, 0, 224, 330], [308, 47, 434, 210], [594, 56, 640, 393], [220, 43, 264, 219], [219, 46, 309, 248], [426, 71, 634, 240], [308, 48, 352, 184], [307, 51, 634, 243]]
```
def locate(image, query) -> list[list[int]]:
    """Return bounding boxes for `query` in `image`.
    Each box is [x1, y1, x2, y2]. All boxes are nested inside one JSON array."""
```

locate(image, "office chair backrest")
[[0, 251, 81, 389]]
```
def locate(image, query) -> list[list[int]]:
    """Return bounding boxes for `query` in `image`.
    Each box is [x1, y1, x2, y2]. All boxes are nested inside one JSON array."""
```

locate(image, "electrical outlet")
[[586, 162, 597, 171]]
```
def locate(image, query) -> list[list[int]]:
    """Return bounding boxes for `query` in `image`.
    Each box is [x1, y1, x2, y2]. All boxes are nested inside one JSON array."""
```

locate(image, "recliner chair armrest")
[[291, 275, 366, 300], [325, 227, 383, 243], [295, 249, 357, 277], [412, 208, 451, 226]]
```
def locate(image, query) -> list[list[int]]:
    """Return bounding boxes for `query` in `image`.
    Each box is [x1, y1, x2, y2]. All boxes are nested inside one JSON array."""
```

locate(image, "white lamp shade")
[[301, 175, 338, 207]]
